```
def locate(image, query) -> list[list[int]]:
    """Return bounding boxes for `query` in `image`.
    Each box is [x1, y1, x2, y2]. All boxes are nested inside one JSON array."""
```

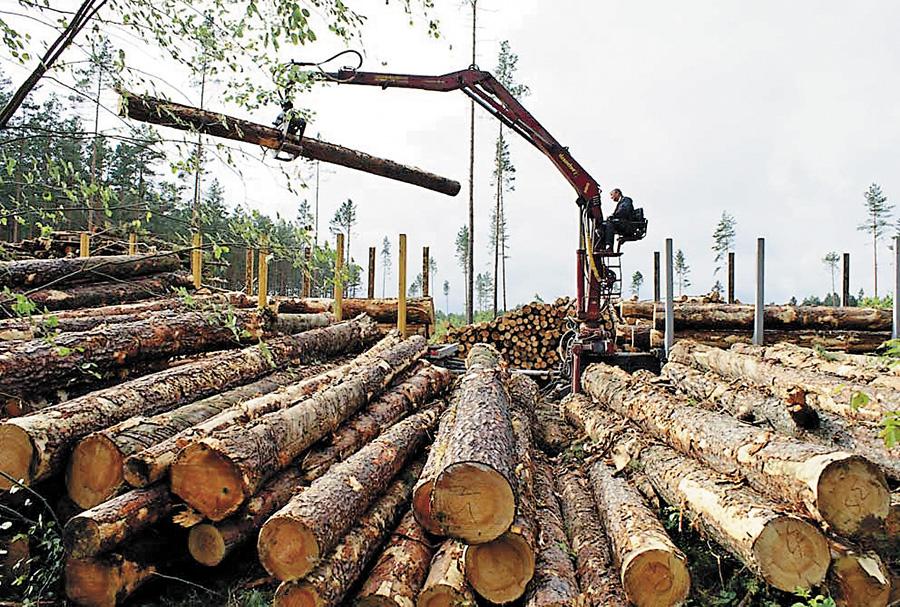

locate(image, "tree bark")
[[418, 540, 475, 607], [532, 394, 576, 456], [275, 296, 434, 325], [0, 252, 181, 289], [412, 401, 458, 535], [0, 316, 378, 488], [120, 91, 461, 197], [556, 466, 628, 607], [24, 272, 194, 311], [582, 362, 891, 538], [670, 330, 891, 355], [587, 460, 691, 607], [355, 510, 435, 607], [257, 405, 439, 580], [171, 335, 426, 520], [272, 462, 423, 607], [828, 539, 892, 607], [432, 344, 516, 544]]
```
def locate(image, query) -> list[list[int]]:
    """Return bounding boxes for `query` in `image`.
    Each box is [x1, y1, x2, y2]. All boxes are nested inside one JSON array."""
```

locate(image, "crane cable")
[[290, 49, 364, 83]]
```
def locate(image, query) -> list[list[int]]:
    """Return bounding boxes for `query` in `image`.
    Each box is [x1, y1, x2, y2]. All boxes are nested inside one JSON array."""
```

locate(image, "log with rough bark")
[[523, 454, 579, 607], [556, 466, 628, 607], [0, 252, 181, 289], [0, 309, 183, 341], [355, 509, 435, 607], [432, 344, 517, 544], [257, 405, 439, 580], [669, 340, 898, 421], [583, 362, 891, 538], [120, 91, 461, 197], [532, 395, 576, 455], [24, 272, 194, 311], [828, 539, 892, 607], [67, 364, 332, 509], [272, 462, 423, 607], [418, 540, 475, 607], [671, 329, 892, 354], [587, 460, 691, 607], [276, 297, 435, 325], [0, 316, 377, 489], [464, 373, 537, 604], [171, 335, 426, 520], [412, 401, 458, 535], [732, 342, 900, 386], [621, 301, 894, 331], [124, 332, 401, 488]]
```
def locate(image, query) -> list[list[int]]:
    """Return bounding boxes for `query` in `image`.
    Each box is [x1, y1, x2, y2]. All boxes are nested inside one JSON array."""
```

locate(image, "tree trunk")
[[828, 539, 892, 607], [355, 510, 435, 607], [257, 405, 439, 580], [412, 402, 458, 535], [275, 296, 434, 325], [0, 316, 378, 489], [432, 344, 516, 544], [582, 362, 891, 538], [124, 333, 401, 488], [272, 462, 423, 607], [670, 330, 891, 355], [171, 336, 426, 520], [120, 91, 461, 197], [523, 455, 579, 607], [556, 466, 628, 607], [587, 460, 691, 607], [0, 252, 181, 289], [418, 540, 475, 607], [532, 394, 575, 455], [23, 272, 194, 311]]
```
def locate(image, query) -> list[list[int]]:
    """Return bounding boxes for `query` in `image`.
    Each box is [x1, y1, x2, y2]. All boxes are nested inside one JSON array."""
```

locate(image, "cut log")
[[556, 466, 628, 607], [355, 510, 435, 607], [0, 252, 181, 289], [276, 297, 435, 325], [670, 329, 892, 354], [464, 374, 538, 604], [732, 342, 899, 385], [272, 462, 423, 607], [171, 335, 427, 520], [124, 332, 401, 488], [63, 485, 173, 558], [270, 312, 332, 334], [0, 316, 378, 489], [587, 460, 691, 607], [584, 362, 891, 538], [532, 395, 576, 456], [412, 401, 459, 535], [828, 539, 891, 607], [523, 455, 579, 607], [418, 540, 475, 607], [120, 91, 461, 197], [299, 361, 452, 481], [24, 272, 194, 311], [432, 344, 516, 544], [257, 405, 439, 580], [0, 308, 187, 341]]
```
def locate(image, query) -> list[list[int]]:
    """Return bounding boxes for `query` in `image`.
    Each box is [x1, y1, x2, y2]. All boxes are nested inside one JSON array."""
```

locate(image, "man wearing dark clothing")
[[602, 188, 634, 251]]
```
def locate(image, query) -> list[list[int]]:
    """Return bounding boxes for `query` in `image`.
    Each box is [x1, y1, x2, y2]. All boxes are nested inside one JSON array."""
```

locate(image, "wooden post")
[[191, 232, 202, 289], [398, 234, 407, 335], [245, 248, 255, 296], [727, 252, 735, 304], [79, 232, 90, 258], [753, 238, 765, 346], [258, 235, 269, 309], [334, 233, 344, 321], [842, 253, 851, 307], [367, 246, 376, 299], [128, 233, 137, 255], [653, 251, 660, 302], [664, 239, 674, 355], [422, 246, 430, 297], [303, 248, 312, 298]]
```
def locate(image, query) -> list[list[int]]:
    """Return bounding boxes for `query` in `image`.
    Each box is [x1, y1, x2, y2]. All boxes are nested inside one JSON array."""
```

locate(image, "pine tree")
[[822, 251, 840, 306], [674, 249, 691, 296], [443, 279, 450, 314], [380, 236, 391, 298], [630, 271, 644, 298], [711, 211, 736, 277], [330, 198, 357, 261], [455, 225, 470, 313], [857, 183, 894, 297], [408, 273, 423, 298]]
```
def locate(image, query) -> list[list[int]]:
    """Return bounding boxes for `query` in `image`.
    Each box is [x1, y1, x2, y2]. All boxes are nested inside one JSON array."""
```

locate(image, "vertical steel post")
[[727, 251, 735, 304], [842, 253, 851, 307], [303, 248, 312, 298], [334, 233, 344, 321], [653, 251, 661, 302], [398, 234, 407, 335], [367, 247, 376, 299], [753, 238, 765, 345], [422, 246, 430, 297], [664, 239, 674, 355]]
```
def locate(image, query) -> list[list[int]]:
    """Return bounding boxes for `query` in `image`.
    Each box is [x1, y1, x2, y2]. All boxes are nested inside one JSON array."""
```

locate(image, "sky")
[[5, 0, 900, 313]]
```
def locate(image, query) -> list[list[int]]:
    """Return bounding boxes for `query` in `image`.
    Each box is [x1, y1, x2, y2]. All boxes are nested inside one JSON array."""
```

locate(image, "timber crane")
[[312, 64, 648, 392]]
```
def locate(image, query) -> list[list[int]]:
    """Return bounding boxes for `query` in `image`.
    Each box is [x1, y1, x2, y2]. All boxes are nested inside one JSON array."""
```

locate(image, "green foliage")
[[881, 410, 900, 449], [858, 295, 893, 309], [790, 589, 836, 607], [674, 249, 691, 296], [711, 211, 736, 276], [630, 270, 644, 298]]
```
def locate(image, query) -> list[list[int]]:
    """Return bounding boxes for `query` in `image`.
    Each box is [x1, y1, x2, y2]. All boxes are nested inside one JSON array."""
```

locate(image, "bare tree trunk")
[[466, 0, 477, 324]]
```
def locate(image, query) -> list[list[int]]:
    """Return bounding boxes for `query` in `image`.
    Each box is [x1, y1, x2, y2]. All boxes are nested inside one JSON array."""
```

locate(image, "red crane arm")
[[326, 68, 603, 206]]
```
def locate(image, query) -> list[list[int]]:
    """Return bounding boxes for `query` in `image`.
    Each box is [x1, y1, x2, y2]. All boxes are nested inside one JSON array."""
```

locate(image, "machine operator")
[[601, 188, 635, 251]]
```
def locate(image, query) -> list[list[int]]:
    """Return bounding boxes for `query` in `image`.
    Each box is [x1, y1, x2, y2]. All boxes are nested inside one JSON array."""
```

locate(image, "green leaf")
[[849, 391, 870, 411]]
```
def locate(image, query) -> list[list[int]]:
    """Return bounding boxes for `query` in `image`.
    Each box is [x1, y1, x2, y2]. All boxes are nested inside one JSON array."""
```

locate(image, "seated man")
[[601, 188, 635, 251]]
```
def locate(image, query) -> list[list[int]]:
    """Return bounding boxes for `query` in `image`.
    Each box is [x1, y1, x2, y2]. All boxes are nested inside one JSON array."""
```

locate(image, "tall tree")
[[429, 256, 437, 296], [380, 236, 391, 298], [711, 211, 736, 278], [463, 0, 479, 324], [822, 251, 840, 306], [630, 270, 644, 298], [475, 271, 493, 312], [443, 279, 450, 314], [455, 225, 470, 314], [330, 198, 357, 261], [408, 273, 423, 297], [857, 183, 893, 297], [674, 249, 691, 296]]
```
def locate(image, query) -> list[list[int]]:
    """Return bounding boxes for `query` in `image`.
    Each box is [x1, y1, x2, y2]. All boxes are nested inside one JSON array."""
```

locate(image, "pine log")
[[272, 462, 423, 607], [732, 342, 899, 385], [171, 335, 426, 520], [669, 340, 898, 421], [355, 510, 435, 607], [0, 309, 187, 341], [464, 374, 538, 604], [523, 455, 579, 607], [828, 539, 892, 607], [582, 362, 891, 538], [0, 316, 377, 489], [418, 540, 475, 607], [621, 301, 893, 331], [66, 364, 332, 509], [120, 91, 461, 197], [299, 362, 452, 480], [125, 333, 402, 488], [670, 330, 892, 354], [23, 272, 194, 311], [532, 396, 576, 456], [556, 466, 628, 607], [432, 344, 517, 544], [0, 252, 181, 289], [270, 312, 332, 334], [257, 405, 439, 580], [587, 460, 691, 607], [276, 297, 435, 325], [412, 401, 458, 535]]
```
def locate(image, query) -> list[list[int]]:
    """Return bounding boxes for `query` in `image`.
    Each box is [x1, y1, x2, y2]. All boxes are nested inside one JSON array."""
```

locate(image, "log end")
[[188, 524, 226, 567], [752, 515, 829, 591], [67, 434, 123, 510], [0, 423, 33, 489], [816, 455, 890, 537], [432, 462, 516, 543], [65, 557, 119, 607], [412, 479, 442, 536], [257, 516, 319, 582], [273, 580, 323, 607], [417, 586, 470, 607], [170, 442, 244, 521], [622, 548, 690, 607], [63, 515, 102, 559], [122, 452, 160, 488], [464, 532, 535, 604], [830, 551, 891, 607]]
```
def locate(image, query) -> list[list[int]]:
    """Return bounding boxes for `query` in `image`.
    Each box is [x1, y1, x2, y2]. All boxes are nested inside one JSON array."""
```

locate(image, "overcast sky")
[[6, 1, 900, 312]]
